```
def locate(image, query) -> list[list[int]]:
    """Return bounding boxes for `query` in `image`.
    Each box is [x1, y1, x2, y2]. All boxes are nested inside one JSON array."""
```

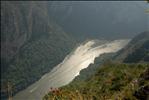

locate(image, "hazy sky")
[[48, 1, 149, 39]]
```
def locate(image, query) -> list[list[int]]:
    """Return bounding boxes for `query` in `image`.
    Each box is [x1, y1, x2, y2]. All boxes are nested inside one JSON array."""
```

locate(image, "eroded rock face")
[[1, 1, 76, 98], [1, 1, 75, 67], [1, 1, 28, 62]]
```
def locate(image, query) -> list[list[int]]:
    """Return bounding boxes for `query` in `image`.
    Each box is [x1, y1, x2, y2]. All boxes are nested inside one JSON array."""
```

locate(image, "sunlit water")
[[13, 39, 130, 100]]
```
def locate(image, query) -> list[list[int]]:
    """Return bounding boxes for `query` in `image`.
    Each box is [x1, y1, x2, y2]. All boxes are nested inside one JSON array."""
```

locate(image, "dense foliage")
[[43, 32, 149, 100], [75, 32, 149, 83], [43, 62, 149, 100]]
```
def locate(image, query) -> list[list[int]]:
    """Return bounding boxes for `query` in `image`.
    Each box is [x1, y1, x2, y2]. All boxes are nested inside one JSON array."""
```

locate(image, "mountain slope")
[[43, 31, 149, 100], [73, 53, 114, 81], [115, 31, 149, 63], [43, 62, 149, 100], [1, 1, 76, 98], [71, 31, 149, 82]]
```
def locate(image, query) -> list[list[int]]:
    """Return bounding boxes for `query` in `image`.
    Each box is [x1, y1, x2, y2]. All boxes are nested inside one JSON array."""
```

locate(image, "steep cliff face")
[[1, 1, 28, 63], [1, 1, 76, 98], [1, 1, 75, 64]]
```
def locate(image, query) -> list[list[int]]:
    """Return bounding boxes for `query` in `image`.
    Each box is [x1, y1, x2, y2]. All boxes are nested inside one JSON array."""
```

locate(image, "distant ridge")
[[115, 31, 149, 63]]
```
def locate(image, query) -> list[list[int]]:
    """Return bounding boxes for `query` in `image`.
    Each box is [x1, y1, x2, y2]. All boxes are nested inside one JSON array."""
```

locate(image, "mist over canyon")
[[13, 39, 129, 100], [1, 1, 148, 100]]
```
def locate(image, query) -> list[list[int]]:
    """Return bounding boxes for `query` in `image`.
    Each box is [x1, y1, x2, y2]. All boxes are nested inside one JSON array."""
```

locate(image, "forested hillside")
[[1, 1, 76, 98], [73, 32, 149, 82], [74, 53, 114, 81], [43, 63, 149, 100], [1, 1, 148, 100], [115, 31, 149, 63], [43, 32, 149, 100]]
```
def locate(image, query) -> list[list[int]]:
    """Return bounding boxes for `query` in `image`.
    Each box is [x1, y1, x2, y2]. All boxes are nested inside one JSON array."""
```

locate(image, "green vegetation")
[[43, 62, 149, 100], [1, 36, 75, 95], [114, 31, 149, 63], [1, 2, 76, 98], [74, 53, 114, 81], [56, 31, 149, 100], [124, 40, 149, 63]]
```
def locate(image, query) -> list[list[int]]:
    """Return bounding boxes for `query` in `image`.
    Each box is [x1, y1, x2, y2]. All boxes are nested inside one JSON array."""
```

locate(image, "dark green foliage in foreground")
[[43, 31, 149, 100], [43, 62, 149, 100], [134, 67, 149, 100]]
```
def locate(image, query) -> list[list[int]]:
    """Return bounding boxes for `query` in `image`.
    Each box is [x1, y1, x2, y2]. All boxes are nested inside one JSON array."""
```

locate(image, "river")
[[13, 39, 130, 100]]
